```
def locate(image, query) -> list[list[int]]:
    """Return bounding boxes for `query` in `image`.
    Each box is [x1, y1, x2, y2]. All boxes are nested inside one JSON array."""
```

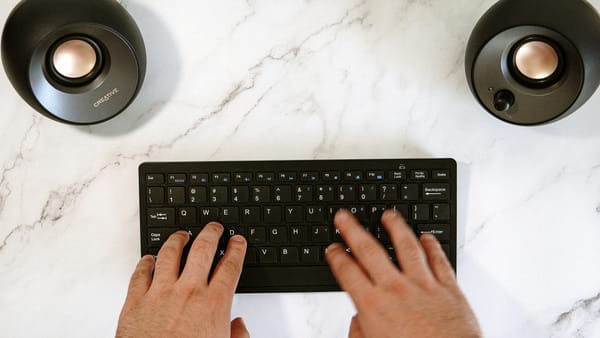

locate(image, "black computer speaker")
[[465, 0, 600, 125], [1, 0, 146, 125]]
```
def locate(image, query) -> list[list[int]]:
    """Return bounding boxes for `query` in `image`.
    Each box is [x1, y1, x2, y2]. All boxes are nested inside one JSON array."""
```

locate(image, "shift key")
[[148, 208, 175, 226]]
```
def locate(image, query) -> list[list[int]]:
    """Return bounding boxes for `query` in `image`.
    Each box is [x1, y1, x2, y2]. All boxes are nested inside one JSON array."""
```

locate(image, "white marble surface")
[[1, 0, 600, 337]]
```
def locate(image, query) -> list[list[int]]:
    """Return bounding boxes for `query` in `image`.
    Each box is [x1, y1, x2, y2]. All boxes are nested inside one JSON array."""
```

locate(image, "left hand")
[[116, 223, 249, 338]]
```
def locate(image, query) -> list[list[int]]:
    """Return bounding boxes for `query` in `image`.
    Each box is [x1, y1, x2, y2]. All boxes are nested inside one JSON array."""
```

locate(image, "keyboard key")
[[322, 172, 340, 181], [306, 206, 325, 222], [146, 173, 164, 185], [190, 173, 209, 184], [167, 187, 185, 204], [210, 186, 228, 204], [273, 186, 292, 202], [147, 187, 164, 204], [296, 185, 313, 202], [401, 184, 419, 200], [338, 185, 355, 201], [148, 228, 176, 247], [232, 186, 249, 203], [316, 185, 335, 202], [199, 207, 219, 224], [189, 187, 207, 204], [258, 247, 277, 264], [269, 226, 287, 243], [301, 247, 320, 264], [241, 206, 260, 223], [359, 184, 377, 201], [412, 204, 430, 221], [256, 172, 274, 182], [391, 204, 409, 219], [234, 173, 252, 183], [212, 173, 231, 183], [432, 204, 450, 220], [349, 206, 369, 225], [245, 247, 257, 265], [249, 227, 266, 243], [147, 208, 175, 226], [178, 207, 196, 225], [370, 205, 386, 224], [220, 207, 239, 223], [280, 247, 299, 264], [367, 171, 385, 181], [264, 206, 282, 223], [285, 206, 303, 223], [300, 172, 319, 182], [311, 226, 330, 242], [290, 226, 308, 242], [253, 186, 271, 202], [344, 171, 363, 181], [168, 173, 186, 184], [423, 184, 449, 200], [410, 170, 429, 180], [417, 224, 450, 241], [278, 172, 297, 182], [388, 170, 406, 180], [433, 170, 450, 179], [380, 184, 397, 201]]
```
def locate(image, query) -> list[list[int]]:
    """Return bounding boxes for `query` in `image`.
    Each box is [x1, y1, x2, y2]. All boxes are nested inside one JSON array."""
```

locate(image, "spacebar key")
[[237, 266, 338, 291]]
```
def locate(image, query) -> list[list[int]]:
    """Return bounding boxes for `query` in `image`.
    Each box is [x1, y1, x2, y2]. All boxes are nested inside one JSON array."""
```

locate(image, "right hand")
[[326, 210, 482, 338]]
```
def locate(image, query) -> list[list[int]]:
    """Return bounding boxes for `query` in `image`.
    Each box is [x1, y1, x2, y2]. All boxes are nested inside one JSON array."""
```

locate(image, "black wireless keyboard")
[[139, 159, 457, 293]]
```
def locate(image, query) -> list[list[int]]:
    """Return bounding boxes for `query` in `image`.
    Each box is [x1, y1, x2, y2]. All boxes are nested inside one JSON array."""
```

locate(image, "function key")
[[388, 170, 406, 180], [278, 172, 297, 182], [367, 171, 385, 181], [212, 173, 231, 183], [410, 170, 429, 180], [256, 172, 275, 182], [146, 173, 164, 185], [167, 174, 186, 184], [322, 172, 341, 181], [300, 172, 319, 182], [344, 171, 363, 181], [433, 170, 450, 179], [190, 173, 209, 184], [234, 172, 253, 183]]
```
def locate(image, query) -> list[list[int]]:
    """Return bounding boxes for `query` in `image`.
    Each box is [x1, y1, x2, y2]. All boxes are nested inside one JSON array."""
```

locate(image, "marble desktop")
[[1, 0, 599, 337]]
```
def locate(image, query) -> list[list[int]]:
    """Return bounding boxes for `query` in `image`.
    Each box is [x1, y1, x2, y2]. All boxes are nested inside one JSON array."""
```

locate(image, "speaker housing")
[[465, 0, 600, 125], [1, 0, 146, 125]]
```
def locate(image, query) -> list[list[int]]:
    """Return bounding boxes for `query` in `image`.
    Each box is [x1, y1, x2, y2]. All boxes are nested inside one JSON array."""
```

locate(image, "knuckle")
[[158, 245, 180, 260], [191, 236, 216, 252]]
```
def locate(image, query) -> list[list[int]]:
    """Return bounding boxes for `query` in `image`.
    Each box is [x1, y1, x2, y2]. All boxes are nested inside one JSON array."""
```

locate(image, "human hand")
[[326, 210, 481, 338], [116, 223, 249, 338]]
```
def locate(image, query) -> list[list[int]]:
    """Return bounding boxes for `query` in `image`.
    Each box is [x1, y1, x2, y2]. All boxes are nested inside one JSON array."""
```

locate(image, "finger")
[[231, 317, 250, 338], [180, 223, 224, 286], [209, 235, 247, 296], [325, 242, 373, 299], [334, 210, 398, 283], [348, 315, 365, 338], [420, 234, 456, 287], [153, 231, 189, 286], [382, 210, 434, 283], [121, 255, 155, 313]]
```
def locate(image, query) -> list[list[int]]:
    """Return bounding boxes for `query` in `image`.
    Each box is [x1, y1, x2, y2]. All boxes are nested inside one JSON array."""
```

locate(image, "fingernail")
[[382, 209, 397, 220], [208, 222, 224, 230], [175, 230, 190, 238], [327, 242, 343, 252], [335, 209, 350, 221], [231, 235, 246, 243]]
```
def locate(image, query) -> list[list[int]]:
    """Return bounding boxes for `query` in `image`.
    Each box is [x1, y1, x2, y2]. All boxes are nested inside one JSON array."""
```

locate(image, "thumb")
[[349, 315, 365, 338], [231, 317, 250, 338]]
